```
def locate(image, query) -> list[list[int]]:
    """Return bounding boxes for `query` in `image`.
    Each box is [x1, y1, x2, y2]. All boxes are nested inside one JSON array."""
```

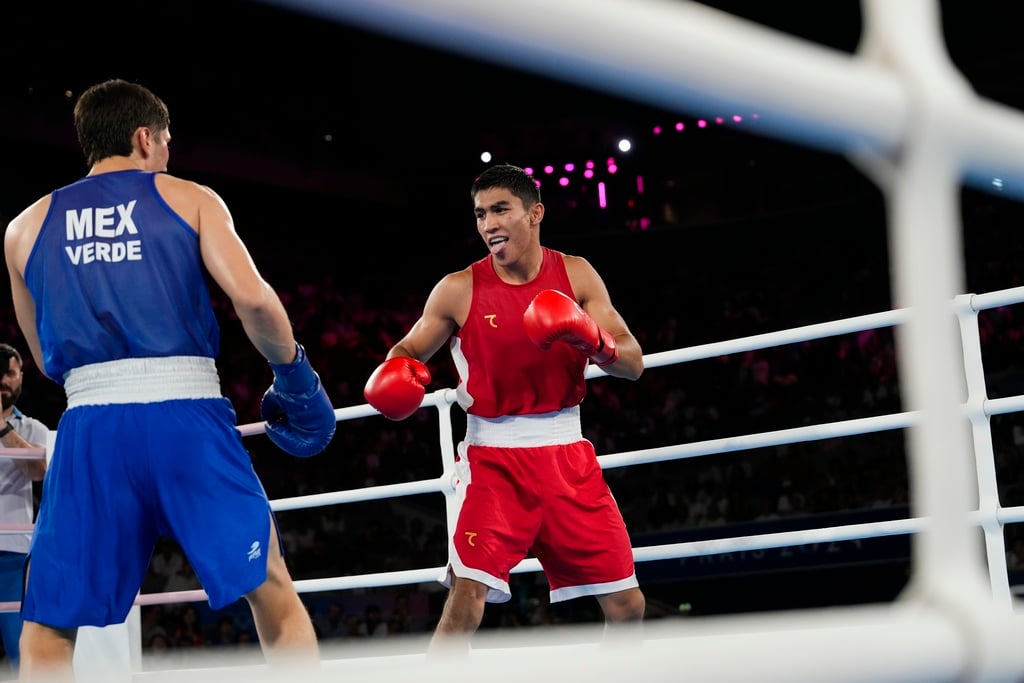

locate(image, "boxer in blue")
[[4, 78, 336, 679]]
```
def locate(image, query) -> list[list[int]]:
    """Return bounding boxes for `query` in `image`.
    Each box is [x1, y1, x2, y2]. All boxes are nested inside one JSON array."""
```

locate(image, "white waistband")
[[64, 356, 223, 408], [465, 406, 582, 447]]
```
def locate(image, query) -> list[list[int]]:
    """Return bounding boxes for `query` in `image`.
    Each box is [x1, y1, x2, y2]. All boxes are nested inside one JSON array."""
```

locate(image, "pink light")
[[586, 160, 595, 169], [607, 164, 618, 174], [543, 165, 554, 174], [732, 114, 742, 123], [636, 175, 644, 194], [597, 182, 607, 208], [558, 177, 569, 187], [640, 217, 651, 231], [697, 119, 707, 128], [675, 122, 685, 131], [652, 125, 662, 135], [524, 167, 535, 175], [715, 116, 724, 125], [583, 169, 594, 179], [564, 162, 575, 172]]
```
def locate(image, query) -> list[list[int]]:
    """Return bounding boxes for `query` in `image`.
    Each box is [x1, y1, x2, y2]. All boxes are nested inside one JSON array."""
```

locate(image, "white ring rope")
[[1, 285, 1022, 611]]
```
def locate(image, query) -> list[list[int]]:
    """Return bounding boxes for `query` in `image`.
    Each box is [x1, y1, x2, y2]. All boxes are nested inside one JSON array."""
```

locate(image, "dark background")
[[4, 0, 1022, 359], [1, 0, 1023, 656]]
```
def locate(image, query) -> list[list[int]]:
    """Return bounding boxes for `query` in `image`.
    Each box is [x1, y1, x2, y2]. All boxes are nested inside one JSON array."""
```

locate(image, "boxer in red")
[[365, 163, 646, 653]]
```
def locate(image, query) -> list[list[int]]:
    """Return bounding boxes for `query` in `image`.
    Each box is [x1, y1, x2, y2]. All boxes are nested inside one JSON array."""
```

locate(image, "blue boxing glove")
[[261, 343, 336, 458]]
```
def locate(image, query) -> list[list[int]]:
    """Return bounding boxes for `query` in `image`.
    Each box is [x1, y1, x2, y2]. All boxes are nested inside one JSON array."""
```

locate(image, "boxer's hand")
[[261, 343, 336, 458], [523, 289, 619, 366], [364, 357, 432, 421]]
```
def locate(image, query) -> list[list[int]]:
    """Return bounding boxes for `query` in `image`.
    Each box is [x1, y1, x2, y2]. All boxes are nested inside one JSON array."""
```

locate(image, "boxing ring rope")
[[4, 285, 1022, 607], [1, 285, 1022, 662], [4, 0, 1024, 680]]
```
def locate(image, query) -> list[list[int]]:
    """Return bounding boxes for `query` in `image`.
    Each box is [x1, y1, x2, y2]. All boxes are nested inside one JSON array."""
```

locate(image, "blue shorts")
[[22, 398, 278, 629]]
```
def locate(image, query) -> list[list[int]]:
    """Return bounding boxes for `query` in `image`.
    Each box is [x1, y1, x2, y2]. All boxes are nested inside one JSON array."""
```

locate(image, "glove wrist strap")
[[269, 342, 304, 372], [270, 343, 319, 394], [591, 329, 619, 367]]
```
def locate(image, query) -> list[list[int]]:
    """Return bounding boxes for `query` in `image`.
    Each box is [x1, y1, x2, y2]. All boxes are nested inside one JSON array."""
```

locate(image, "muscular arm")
[[565, 256, 644, 380], [4, 196, 51, 379], [386, 270, 468, 363], [363, 271, 466, 421], [158, 175, 298, 365]]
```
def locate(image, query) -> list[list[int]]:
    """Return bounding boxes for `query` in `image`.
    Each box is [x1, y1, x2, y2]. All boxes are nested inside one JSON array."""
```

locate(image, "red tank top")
[[452, 247, 589, 417]]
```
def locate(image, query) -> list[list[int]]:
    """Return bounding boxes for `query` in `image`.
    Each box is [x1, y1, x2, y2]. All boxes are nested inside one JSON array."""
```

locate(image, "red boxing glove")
[[363, 357, 432, 420], [523, 289, 619, 367]]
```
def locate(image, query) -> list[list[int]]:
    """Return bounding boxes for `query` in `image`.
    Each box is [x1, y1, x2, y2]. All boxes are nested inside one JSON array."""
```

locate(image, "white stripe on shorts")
[[64, 356, 223, 408], [464, 406, 582, 447]]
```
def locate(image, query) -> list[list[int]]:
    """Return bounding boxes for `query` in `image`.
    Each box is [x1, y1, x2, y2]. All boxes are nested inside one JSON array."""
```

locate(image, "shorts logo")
[[484, 314, 498, 328], [464, 531, 478, 547], [247, 541, 262, 562]]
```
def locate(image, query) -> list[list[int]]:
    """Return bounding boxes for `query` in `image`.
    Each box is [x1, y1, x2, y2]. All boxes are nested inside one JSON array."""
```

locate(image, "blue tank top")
[[25, 170, 220, 384]]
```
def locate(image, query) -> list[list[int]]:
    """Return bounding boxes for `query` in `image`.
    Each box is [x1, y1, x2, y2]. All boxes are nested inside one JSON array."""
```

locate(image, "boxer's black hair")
[[471, 163, 542, 207]]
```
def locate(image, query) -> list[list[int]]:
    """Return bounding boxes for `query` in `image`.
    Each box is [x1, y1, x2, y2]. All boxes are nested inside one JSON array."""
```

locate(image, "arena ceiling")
[[0, 1, 1020, 219]]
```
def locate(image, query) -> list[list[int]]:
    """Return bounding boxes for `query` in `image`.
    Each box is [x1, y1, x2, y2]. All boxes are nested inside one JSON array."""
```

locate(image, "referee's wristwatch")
[[0, 421, 14, 439]]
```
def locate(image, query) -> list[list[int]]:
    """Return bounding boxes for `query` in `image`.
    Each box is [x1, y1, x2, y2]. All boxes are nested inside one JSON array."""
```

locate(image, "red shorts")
[[446, 438, 637, 603]]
